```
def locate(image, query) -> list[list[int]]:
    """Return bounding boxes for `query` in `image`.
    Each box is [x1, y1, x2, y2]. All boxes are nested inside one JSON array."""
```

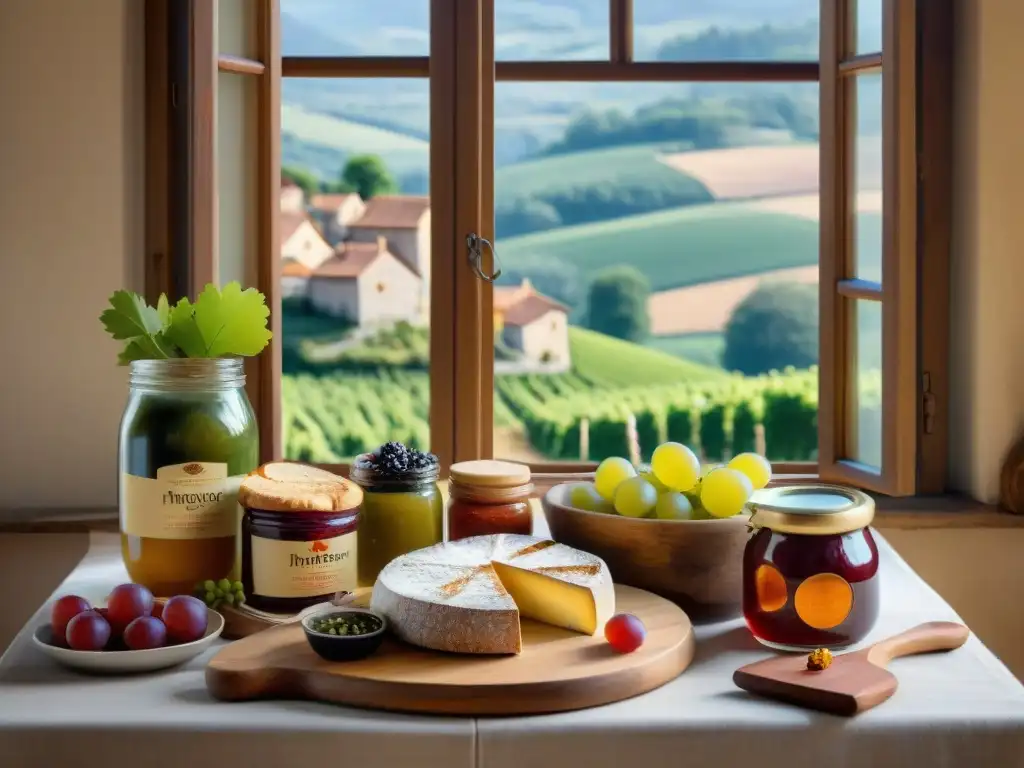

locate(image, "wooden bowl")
[[541, 483, 749, 622]]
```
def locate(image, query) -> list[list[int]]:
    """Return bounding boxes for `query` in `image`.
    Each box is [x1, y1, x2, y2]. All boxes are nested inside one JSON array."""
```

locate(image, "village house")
[[310, 192, 366, 245], [346, 196, 431, 317], [494, 279, 571, 365], [280, 211, 334, 271], [280, 177, 305, 213], [307, 236, 422, 326]]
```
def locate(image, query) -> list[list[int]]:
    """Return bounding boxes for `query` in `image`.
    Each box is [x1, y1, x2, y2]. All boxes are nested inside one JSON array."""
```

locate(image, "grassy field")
[[495, 143, 710, 202], [568, 326, 726, 385], [281, 104, 429, 178], [498, 199, 820, 292], [645, 332, 725, 368]]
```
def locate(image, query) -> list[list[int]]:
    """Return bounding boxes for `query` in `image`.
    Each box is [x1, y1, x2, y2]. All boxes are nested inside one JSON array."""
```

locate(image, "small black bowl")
[[301, 608, 387, 662]]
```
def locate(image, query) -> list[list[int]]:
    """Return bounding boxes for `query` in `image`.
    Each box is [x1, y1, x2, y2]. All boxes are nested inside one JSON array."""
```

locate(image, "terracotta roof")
[[312, 243, 382, 279], [281, 258, 312, 278], [349, 195, 429, 229], [311, 236, 421, 280], [310, 193, 361, 211], [281, 176, 300, 189], [494, 279, 534, 312], [502, 294, 568, 327], [280, 212, 313, 247]]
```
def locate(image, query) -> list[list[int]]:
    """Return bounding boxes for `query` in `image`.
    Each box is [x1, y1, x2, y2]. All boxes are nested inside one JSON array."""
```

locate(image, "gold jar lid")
[[449, 460, 531, 488], [448, 460, 533, 503], [748, 484, 874, 535]]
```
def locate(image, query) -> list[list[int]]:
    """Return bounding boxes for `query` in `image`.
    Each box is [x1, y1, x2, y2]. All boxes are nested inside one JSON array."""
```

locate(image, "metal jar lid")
[[748, 484, 875, 535]]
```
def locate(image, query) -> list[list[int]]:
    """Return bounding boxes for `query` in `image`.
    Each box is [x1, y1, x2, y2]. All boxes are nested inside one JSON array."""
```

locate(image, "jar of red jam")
[[238, 463, 362, 613], [743, 484, 879, 651], [447, 460, 533, 541]]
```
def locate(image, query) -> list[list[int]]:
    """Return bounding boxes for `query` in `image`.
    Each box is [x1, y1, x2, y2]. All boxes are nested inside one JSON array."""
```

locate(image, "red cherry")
[[106, 583, 154, 634], [51, 595, 91, 645], [66, 611, 111, 651], [162, 595, 207, 644], [605, 613, 646, 654], [123, 616, 168, 650]]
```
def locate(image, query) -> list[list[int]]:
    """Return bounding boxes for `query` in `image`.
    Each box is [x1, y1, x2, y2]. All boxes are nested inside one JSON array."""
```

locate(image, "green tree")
[[722, 282, 818, 375], [585, 266, 650, 343], [281, 165, 320, 200], [341, 154, 398, 200]]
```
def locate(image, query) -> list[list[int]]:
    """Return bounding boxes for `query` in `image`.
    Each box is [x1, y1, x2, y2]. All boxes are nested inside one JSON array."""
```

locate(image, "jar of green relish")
[[119, 359, 259, 596], [350, 444, 443, 587]]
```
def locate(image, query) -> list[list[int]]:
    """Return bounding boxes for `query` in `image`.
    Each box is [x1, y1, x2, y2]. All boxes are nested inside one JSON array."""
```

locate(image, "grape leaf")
[[116, 332, 178, 365], [156, 293, 171, 326], [100, 290, 163, 340], [163, 297, 208, 358], [166, 282, 272, 358]]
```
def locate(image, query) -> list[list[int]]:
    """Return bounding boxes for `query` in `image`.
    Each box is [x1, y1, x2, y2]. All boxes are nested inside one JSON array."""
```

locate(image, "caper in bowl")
[[301, 608, 386, 662]]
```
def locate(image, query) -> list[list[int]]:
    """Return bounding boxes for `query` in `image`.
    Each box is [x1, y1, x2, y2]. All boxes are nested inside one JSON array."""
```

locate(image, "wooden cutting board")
[[206, 584, 695, 716], [733, 621, 970, 716]]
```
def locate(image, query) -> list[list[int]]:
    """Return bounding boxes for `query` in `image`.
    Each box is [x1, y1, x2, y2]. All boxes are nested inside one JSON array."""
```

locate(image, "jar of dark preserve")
[[238, 463, 362, 613], [743, 484, 879, 651], [448, 460, 533, 541]]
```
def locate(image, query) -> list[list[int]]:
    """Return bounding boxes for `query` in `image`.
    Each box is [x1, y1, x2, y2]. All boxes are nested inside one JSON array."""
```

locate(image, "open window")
[[818, 0, 918, 495], [171, 0, 947, 498]]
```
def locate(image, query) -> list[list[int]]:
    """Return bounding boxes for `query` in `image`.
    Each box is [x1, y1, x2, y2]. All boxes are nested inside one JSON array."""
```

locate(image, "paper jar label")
[[251, 532, 358, 599], [121, 463, 242, 540]]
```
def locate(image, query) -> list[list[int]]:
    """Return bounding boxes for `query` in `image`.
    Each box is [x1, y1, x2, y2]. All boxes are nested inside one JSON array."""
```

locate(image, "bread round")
[[239, 462, 363, 513]]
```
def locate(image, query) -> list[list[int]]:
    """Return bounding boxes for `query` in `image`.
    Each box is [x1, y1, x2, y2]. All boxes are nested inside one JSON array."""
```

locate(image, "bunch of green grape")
[[568, 443, 772, 520], [194, 579, 246, 609]]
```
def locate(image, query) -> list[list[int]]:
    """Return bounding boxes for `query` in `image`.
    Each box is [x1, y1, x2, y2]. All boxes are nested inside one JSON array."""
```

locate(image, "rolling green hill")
[[498, 200, 828, 292], [645, 332, 725, 369], [568, 326, 726, 385], [495, 143, 709, 201], [281, 104, 429, 178]]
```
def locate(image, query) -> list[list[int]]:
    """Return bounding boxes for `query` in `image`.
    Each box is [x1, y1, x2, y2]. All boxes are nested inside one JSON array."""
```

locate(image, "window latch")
[[467, 233, 502, 283]]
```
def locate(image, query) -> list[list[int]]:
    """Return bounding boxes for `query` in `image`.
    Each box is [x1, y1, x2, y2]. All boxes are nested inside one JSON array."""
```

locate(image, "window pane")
[[854, 0, 883, 54], [217, 72, 258, 286], [280, 78, 430, 462], [218, 0, 257, 59], [848, 299, 882, 468], [852, 73, 882, 283], [635, 1, 818, 62], [280, 0, 429, 57], [495, 0, 608, 61], [491, 82, 820, 464]]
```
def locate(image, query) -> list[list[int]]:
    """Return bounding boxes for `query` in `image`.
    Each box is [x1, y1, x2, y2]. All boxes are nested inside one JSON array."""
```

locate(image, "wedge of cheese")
[[370, 534, 615, 655]]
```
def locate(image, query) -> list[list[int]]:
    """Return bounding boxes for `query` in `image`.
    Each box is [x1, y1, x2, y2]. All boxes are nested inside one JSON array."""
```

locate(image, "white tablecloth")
[[1, 531, 1022, 768]]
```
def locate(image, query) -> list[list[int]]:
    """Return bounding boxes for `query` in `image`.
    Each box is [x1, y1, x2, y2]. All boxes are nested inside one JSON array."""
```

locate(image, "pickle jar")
[[743, 484, 880, 651], [238, 463, 362, 613], [119, 359, 259, 597], [447, 460, 533, 541], [350, 450, 443, 587]]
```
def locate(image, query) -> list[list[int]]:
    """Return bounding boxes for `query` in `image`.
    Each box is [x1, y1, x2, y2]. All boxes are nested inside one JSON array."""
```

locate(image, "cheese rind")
[[370, 534, 615, 655]]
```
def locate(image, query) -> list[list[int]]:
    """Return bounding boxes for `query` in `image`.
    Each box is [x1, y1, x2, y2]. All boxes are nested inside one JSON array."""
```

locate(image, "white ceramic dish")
[[32, 609, 224, 674]]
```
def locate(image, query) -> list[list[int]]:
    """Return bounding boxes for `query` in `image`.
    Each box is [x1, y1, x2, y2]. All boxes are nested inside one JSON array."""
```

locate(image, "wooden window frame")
[[818, 0, 930, 496], [160, 0, 951, 498]]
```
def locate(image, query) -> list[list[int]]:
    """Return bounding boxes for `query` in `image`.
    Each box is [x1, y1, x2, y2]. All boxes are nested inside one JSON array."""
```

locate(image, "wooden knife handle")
[[866, 621, 970, 667]]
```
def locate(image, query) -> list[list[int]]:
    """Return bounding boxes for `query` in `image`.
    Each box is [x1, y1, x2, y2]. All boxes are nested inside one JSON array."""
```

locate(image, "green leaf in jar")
[[165, 282, 272, 358], [156, 293, 171, 326], [163, 297, 207, 358], [100, 290, 164, 341], [117, 332, 178, 364]]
